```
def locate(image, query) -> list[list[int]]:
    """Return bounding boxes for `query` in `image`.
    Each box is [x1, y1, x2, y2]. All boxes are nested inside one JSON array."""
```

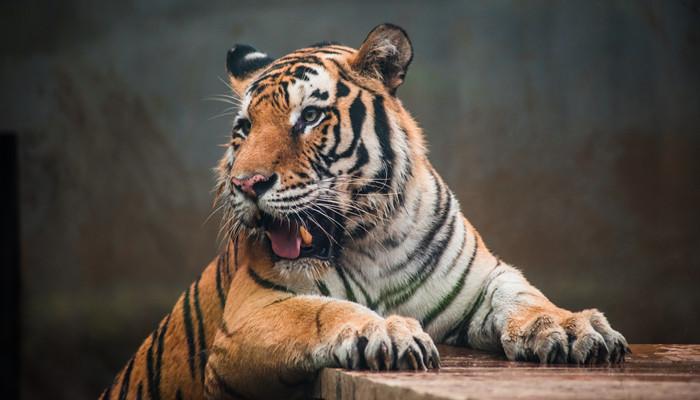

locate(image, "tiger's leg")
[[99, 247, 235, 400], [465, 263, 630, 365], [203, 241, 439, 400]]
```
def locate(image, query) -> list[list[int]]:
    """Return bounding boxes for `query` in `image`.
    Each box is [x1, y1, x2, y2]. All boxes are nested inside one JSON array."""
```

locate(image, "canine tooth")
[[300, 226, 313, 246], [254, 210, 261, 221]]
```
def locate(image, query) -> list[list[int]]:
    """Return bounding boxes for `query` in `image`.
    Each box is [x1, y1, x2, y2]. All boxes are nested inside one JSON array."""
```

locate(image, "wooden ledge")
[[313, 344, 700, 400]]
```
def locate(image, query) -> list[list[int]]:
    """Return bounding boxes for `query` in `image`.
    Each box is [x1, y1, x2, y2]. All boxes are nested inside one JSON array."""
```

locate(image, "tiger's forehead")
[[241, 46, 355, 116]]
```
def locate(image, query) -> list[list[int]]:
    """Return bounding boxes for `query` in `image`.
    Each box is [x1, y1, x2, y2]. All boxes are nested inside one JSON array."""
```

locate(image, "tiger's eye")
[[240, 119, 251, 134], [302, 107, 319, 123]]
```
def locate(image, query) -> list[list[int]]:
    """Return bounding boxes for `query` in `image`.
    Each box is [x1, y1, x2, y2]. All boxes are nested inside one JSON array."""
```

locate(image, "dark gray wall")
[[2, 1, 699, 398]]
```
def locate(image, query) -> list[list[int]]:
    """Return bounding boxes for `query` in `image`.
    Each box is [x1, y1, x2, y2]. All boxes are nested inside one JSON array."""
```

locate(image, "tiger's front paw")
[[501, 309, 630, 365], [330, 315, 440, 371]]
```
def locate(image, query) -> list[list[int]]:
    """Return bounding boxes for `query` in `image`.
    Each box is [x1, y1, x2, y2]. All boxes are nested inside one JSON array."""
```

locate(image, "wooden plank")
[[313, 344, 700, 400]]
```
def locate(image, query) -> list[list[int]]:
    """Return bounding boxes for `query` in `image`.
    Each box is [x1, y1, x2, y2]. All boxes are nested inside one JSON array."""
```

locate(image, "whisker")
[[203, 203, 227, 227], [217, 76, 237, 93]]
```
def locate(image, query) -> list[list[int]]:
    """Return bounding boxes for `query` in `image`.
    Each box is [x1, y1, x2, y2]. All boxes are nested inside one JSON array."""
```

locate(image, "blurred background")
[[2, 0, 699, 398]]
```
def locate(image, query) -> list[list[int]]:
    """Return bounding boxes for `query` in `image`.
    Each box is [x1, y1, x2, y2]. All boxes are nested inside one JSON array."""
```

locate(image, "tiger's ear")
[[226, 44, 274, 97], [350, 24, 413, 93]]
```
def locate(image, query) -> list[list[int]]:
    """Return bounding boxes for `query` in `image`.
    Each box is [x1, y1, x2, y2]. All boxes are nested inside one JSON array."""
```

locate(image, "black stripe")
[[479, 307, 495, 336], [256, 56, 322, 80], [219, 320, 237, 338], [315, 302, 329, 335], [182, 287, 197, 380], [311, 48, 348, 56], [367, 96, 394, 194], [231, 139, 242, 151], [234, 237, 239, 271], [311, 155, 333, 179], [352, 239, 377, 260], [250, 93, 272, 110], [388, 131, 412, 214], [216, 255, 226, 308], [136, 382, 143, 400], [253, 68, 281, 82], [265, 188, 314, 204], [273, 87, 286, 109], [317, 280, 330, 296], [346, 218, 376, 240], [118, 356, 135, 400], [193, 276, 208, 383], [347, 141, 369, 174], [146, 330, 159, 400], [344, 267, 377, 309], [334, 265, 357, 302], [385, 168, 449, 275], [446, 260, 504, 345], [456, 288, 487, 347], [383, 215, 456, 310], [310, 89, 329, 100], [445, 227, 476, 274], [280, 80, 290, 107], [382, 189, 422, 249], [154, 314, 170, 400], [313, 124, 331, 154], [335, 93, 365, 159], [247, 268, 295, 294], [445, 288, 486, 347], [175, 389, 184, 400], [291, 65, 319, 81], [336, 81, 350, 98], [324, 108, 343, 161], [263, 296, 294, 308], [420, 229, 477, 327], [224, 244, 231, 278]]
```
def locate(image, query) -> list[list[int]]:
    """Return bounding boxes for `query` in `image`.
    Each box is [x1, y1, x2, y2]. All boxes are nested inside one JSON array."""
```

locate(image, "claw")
[[406, 348, 419, 370], [433, 351, 442, 369], [379, 343, 390, 371]]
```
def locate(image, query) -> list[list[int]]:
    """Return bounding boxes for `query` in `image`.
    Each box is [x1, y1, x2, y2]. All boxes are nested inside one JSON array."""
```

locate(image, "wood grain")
[[314, 344, 700, 399]]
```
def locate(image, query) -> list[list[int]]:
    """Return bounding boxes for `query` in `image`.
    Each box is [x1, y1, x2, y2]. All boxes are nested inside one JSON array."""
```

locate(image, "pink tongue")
[[267, 222, 302, 259]]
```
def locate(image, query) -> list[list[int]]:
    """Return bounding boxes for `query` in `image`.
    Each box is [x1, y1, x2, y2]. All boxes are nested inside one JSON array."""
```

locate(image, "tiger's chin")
[[234, 207, 343, 278], [274, 257, 332, 281]]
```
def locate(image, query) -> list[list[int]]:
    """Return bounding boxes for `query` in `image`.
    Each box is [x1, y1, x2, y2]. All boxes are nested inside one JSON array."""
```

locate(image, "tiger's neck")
[[324, 157, 499, 341], [342, 160, 448, 269]]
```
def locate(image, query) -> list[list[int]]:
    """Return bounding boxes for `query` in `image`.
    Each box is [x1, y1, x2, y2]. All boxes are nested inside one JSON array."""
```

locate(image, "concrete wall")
[[2, 1, 698, 398]]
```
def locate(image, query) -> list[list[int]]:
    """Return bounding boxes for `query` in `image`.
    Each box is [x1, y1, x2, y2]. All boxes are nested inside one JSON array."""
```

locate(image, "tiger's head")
[[217, 24, 425, 276]]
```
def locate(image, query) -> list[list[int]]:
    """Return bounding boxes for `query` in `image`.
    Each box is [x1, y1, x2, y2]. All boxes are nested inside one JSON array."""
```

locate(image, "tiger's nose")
[[231, 173, 277, 198]]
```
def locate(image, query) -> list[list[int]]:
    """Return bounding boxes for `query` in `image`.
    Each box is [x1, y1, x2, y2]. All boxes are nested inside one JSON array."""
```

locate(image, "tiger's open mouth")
[[257, 210, 341, 261]]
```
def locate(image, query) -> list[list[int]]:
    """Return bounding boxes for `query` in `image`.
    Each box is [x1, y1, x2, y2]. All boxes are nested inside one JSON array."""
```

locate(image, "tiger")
[[100, 24, 629, 400]]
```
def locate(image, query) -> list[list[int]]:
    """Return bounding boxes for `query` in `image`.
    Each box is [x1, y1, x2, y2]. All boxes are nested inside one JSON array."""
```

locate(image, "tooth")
[[266, 231, 271, 240], [254, 210, 261, 221], [300, 226, 313, 246]]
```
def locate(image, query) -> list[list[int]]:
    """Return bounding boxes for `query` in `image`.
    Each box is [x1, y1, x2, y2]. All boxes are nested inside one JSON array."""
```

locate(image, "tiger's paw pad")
[[502, 309, 630, 365], [330, 316, 440, 371]]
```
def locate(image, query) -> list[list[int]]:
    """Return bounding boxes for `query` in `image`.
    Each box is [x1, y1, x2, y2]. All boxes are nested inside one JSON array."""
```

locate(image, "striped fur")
[[100, 247, 235, 400], [102, 24, 628, 399]]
